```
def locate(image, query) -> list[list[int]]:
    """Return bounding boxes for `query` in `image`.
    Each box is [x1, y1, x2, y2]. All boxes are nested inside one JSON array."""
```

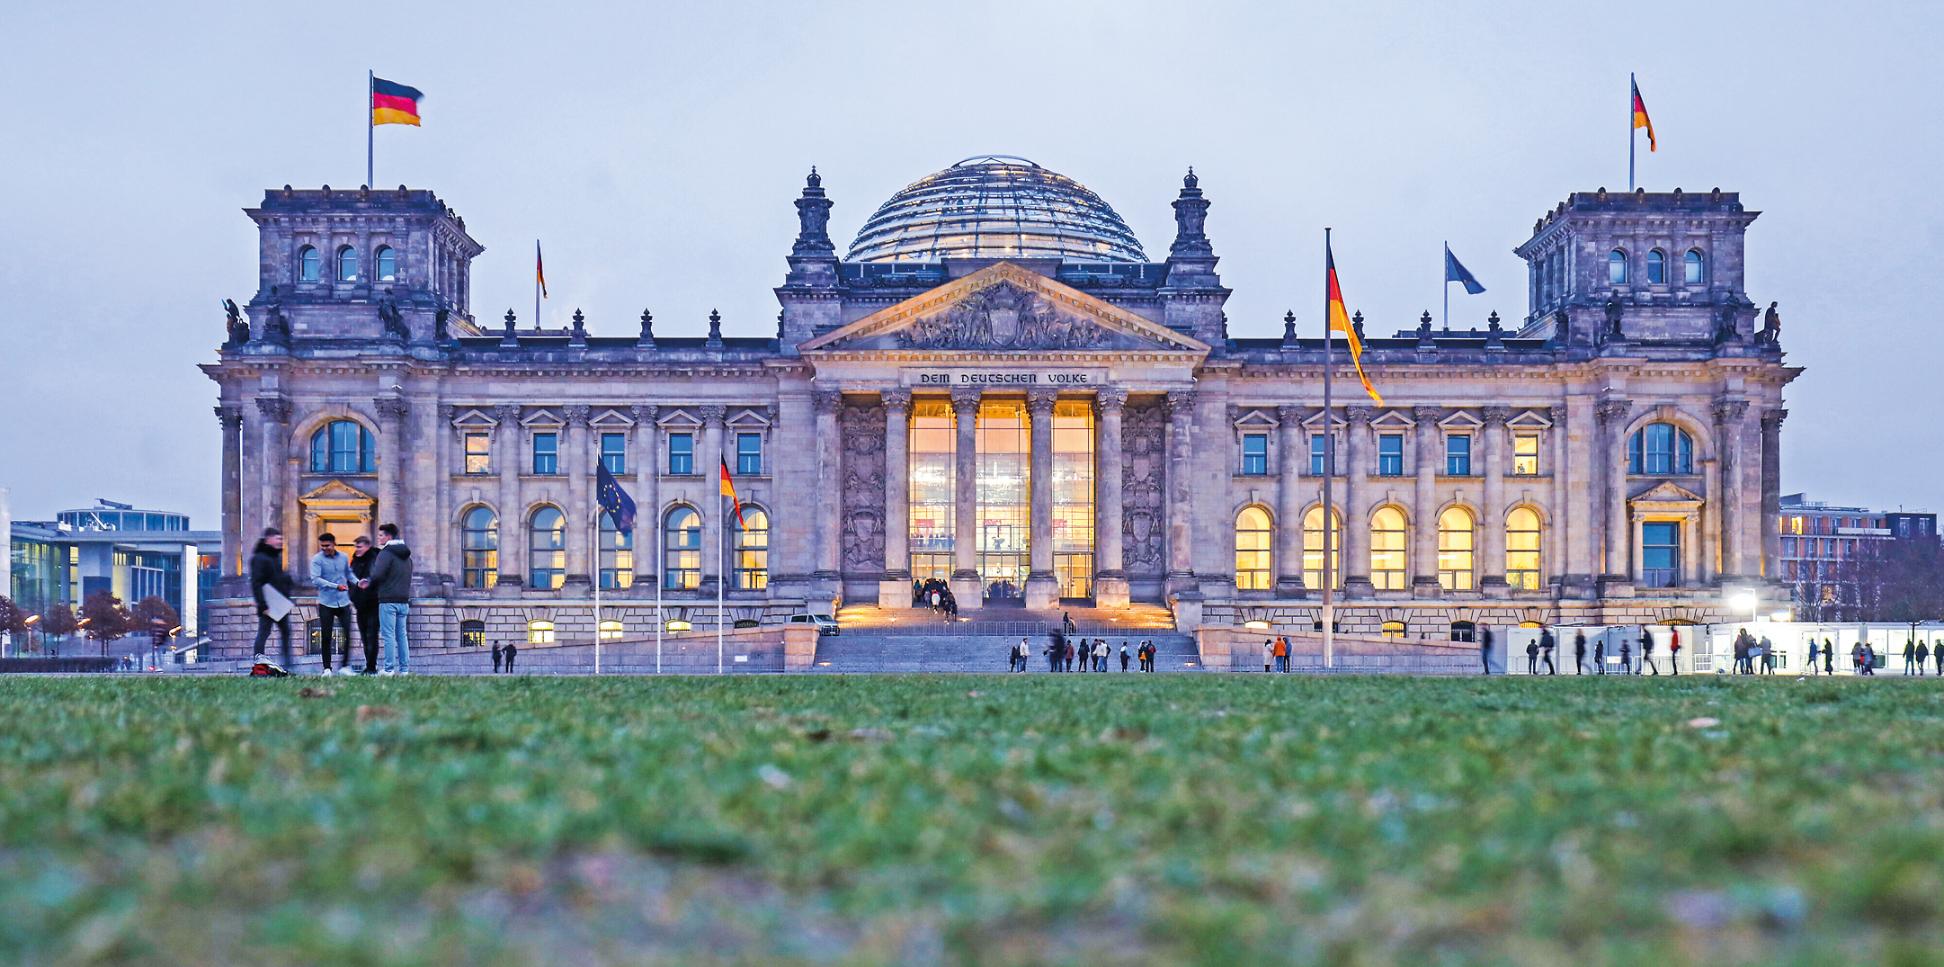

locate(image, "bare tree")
[[79, 591, 132, 658]]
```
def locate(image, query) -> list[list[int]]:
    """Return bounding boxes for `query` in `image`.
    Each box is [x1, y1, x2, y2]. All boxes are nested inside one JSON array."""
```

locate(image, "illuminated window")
[[298, 245, 320, 282], [1684, 249, 1704, 284], [1302, 507, 1341, 591], [1608, 249, 1628, 284], [907, 398, 955, 583], [527, 507, 566, 590], [1380, 619, 1406, 640], [1513, 433, 1540, 475], [375, 245, 397, 282], [459, 620, 485, 648], [1051, 399, 1094, 599], [527, 620, 555, 644], [309, 421, 376, 474], [598, 620, 624, 641], [599, 512, 634, 590], [663, 506, 701, 590], [1234, 506, 1273, 591], [1240, 433, 1268, 476], [1646, 249, 1666, 285], [463, 432, 490, 474], [336, 245, 359, 282], [734, 508, 769, 590], [976, 398, 1030, 601], [1370, 507, 1407, 590], [1438, 506, 1476, 591], [1506, 507, 1542, 591], [1449, 621, 1476, 642], [460, 506, 498, 589]]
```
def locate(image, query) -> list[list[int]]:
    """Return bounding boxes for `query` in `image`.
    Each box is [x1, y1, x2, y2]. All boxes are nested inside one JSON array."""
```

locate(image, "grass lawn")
[[2, 675, 1941, 965]]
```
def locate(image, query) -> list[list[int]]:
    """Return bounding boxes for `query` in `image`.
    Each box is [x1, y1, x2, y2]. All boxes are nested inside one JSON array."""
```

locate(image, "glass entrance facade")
[[908, 399, 956, 584], [1051, 399, 1095, 598], [976, 398, 1030, 602]]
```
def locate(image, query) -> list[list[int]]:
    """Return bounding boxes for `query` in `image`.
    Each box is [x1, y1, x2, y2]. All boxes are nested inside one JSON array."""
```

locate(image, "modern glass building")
[[7, 499, 220, 638]]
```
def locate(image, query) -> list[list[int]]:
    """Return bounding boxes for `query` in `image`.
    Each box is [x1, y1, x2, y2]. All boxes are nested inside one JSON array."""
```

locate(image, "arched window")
[[1646, 249, 1666, 285], [459, 620, 486, 648], [1684, 249, 1704, 285], [1380, 619, 1406, 640], [1234, 506, 1273, 591], [460, 506, 499, 589], [298, 245, 320, 282], [1627, 422, 1695, 475], [598, 512, 634, 590], [598, 619, 624, 641], [663, 507, 701, 590], [527, 620, 555, 644], [1607, 249, 1628, 285], [374, 245, 397, 282], [1506, 507, 1543, 591], [1370, 507, 1408, 591], [1449, 620, 1476, 642], [308, 420, 376, 473], [1437, 506, 1476, 591], [527, 507, 566, 590], [336, 245, 359, 282], [1302, 506, 1341, 591], [733, 508, 770, 590]]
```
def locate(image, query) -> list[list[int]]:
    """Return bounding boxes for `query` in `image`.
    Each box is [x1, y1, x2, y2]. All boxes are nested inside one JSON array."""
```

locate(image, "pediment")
[[1439, 411, 1485, 430], [726, 407, 772, 429], [1507, 409, 1554, 429], [300, 480, 374, 503], [1632, 481, 1704, 504], [1370, 410, 1417, 429], [657, 408, 703, 430], [1232, 407, 1280, 428], [521, 408, 563, 429], [449, 407, 499, 429], [589, 408, 635, 429], [799, 262, 1211, 356]]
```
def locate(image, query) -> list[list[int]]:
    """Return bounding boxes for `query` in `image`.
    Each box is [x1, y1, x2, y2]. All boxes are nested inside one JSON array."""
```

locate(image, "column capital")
[[949, 386, 982, 414], [1760, 407, 1788, 432], [1481, 405, 1512, 427], [697, 404, 727, 425], [812, 390, 844, 415], [1275, 403, 1303, 426], [1344, 404, 1374, 425], [562, 403, 593, 427], [1595, 398, 1631, 426], [493, 403, 522, 424], [1411, 404, 1442, 423], [1096, 387, 1128, 412], [214, 403, 243, 428], [375, 397, 410, 422], [255, 395, 291, 424], [881, 387, 912, 413], [1026, 389, 1059, 417], [1164, 389, 1195, 418], [630, 403, 659, 425], [1711, 398, 1749, 425]]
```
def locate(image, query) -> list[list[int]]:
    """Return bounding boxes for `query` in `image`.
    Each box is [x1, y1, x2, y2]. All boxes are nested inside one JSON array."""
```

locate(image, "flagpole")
[[366, 70, 374, 187], [1321, 227, 1336, 671], [1442, 242, 1450, 332], [716, 488, 725, 675], [1628, 72, 1636, 192], [534, 240, 542, 331], [655, 501, 664, 675], [593, 513, 602, 675]]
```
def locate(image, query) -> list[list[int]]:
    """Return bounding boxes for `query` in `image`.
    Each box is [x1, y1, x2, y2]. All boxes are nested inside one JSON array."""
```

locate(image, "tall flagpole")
[[716, 488, 726, 675], [1321, 227, 1336, 670], [366, 70, 374, 187], [534, 240, 542, 331], [1441, 242, 1450, 332], [592, 514, 602, 675], [654, 502, 664, 674], [1628, 72, 1637, 192]]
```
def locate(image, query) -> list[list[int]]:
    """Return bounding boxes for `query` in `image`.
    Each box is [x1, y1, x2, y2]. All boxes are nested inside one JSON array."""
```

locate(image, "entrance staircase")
[[813, 603, 1201, 673]]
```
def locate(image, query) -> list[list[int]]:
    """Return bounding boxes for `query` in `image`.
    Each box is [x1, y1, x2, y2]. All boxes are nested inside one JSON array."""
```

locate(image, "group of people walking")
[[248, 523, 414, 675], [1018, 632, 1158, 672], [913, 578, 960, 620], [1489, 626, 1686, 676]]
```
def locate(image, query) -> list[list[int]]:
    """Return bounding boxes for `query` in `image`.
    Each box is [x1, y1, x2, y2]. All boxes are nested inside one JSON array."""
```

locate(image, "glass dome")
[[847, 155, 1148, 264]]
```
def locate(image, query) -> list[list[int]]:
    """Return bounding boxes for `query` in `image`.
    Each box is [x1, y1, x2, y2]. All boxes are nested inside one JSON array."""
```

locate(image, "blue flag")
[[596, 462, 637, 533], [1444, 245, 1486, 295]]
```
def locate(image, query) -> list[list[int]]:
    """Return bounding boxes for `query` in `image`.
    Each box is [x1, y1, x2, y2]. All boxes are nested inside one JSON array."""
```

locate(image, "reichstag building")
[[204, 155, 1794, 653]]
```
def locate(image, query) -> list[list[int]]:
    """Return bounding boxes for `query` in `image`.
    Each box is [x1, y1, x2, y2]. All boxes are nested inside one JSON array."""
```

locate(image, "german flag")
[[1326, 239, 1382, 405], [1631, 77, 1656, 152], [371, 77, 423, 127], [719, 458, 745, 527]]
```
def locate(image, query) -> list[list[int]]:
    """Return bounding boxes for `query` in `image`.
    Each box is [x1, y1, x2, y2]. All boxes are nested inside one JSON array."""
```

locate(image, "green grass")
[[2, 676, 1941, 966]]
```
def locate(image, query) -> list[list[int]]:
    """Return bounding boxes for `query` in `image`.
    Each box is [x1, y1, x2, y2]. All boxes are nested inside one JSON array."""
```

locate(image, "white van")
[[788, 613, 840, 636]]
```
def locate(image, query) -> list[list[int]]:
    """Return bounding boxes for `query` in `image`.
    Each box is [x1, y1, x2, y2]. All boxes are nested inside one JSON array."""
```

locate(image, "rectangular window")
[[736, 432, 763, 476], [531, 432, 558, 475], [667, 432, 694, 475], [1240, 433, 1268, 476], [1512, 433, 1540, 476], [1445, 434, 1472, 476], [1310, 434, 1329, 476], [1377, 434, 1404, 476], [600, 432, 626, 474], [463, 432, 490, 474], [1641, 521, 1680, 588]]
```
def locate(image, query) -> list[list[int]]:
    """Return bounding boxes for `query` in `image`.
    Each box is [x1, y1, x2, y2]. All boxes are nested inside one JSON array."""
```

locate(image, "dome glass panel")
[[847, 155, 1147, 264]]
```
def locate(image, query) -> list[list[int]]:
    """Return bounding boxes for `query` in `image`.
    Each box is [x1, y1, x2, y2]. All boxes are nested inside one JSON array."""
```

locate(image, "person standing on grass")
[[1096, 639, 1109, 672], [1619, 637, 1633, 675], [492, 642, 503, 673], [1045, 633, 1058, 672], [1917, 641, 1930, 677], [1824, 639, 1835, 675], [1120, 640, 1131, 672], [1761, 641, 1776, 675], [364, 522, 414, 676], [1573, 630, 1587, 674], [1273, 635, 1289, 673], [348, 536, 381, 674], [249, 527, 296, 668], [1593, 638, 1605, 674], [1668, 628, 1681, 676], [308, 532, 354, 676], [1065, 637, 1076, 673], [1524, 637, 1538, 675], [1903, 638, 1917, 675], [1540, 629, 1557, 675], [1477, 626, 1492, 675], [1807, 639, 1820, 675], [503, 639, 517, 673], [1934, 640, 1943, 676], [1640, 628, 1658, 676]]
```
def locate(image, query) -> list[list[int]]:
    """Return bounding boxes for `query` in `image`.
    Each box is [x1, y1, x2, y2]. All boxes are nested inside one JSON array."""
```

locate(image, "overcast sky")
[[3, 1, 1940, 524]]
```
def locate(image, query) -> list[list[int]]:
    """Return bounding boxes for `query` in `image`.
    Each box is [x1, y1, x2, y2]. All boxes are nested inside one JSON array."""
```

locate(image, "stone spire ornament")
[[706, 308, 723, 348], [637, 308, 655, 349], [570, 308, 587, 346], [791, 166, 835, 258], [501, 308, 518, 347], [1169, 167, 1214, 260], [1282, 310, 1298, 347]]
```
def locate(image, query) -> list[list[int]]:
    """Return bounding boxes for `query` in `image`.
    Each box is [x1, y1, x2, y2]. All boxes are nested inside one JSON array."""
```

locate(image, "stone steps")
[[811, 632, 1202, 674]]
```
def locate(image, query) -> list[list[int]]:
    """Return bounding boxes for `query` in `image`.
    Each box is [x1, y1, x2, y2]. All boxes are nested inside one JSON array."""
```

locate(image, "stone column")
[[1713, 399, 1748, 579], [1163, 390, 1198, 594], [493, 404, 524, 592], [1094, 389, 1129, 607], [1597, 399, 1633, 585], [1480, 406, 1510, 595], [562, 404, 593, 586], [1342, 406, 1371, 593], [813, 391, 844, 585], [257, 395, 291, 539], [949, 388, 982, 606], [375, 396, 408, 529], [1411, 405, 1441, 596], [878, 389, 912, 607], [632, 405, 659, 588], [698, 404, 727, 594], [1025, 390, 1060, 609], [1274, 404, 1305, 595], [216, 404, 244, 576], [1760, 409, 1787, 581]]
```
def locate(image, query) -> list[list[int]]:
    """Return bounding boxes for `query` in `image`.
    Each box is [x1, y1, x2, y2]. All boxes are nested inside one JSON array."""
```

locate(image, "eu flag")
[[1444, 245, 1486, 295], [596, 462, 637, 533]]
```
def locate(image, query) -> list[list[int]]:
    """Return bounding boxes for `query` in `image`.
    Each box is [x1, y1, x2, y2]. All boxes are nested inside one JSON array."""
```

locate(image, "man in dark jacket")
[[1573, 630, 1588, 674], [362, 522, 414, 675], [1539, 628, 1557, 675], [502, 639, 517, 673], [248, 527, 297, 667], [348, 536, 381, 674]]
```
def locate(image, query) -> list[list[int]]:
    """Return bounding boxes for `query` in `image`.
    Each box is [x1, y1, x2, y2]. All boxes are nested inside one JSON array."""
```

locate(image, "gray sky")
[[4, 1, 1940, 524]]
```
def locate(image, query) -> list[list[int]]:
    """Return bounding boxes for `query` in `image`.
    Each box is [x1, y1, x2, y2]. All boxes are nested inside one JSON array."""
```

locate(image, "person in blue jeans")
[[363, 522, 414, 675]]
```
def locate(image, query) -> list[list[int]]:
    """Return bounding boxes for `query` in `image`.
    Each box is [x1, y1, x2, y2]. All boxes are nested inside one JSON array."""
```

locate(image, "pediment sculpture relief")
[[895, 280, 1110, 350]]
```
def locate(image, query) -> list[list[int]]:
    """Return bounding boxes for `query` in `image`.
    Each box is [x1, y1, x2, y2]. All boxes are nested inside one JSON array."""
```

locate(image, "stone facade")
[[202, 165, 1796, 658]]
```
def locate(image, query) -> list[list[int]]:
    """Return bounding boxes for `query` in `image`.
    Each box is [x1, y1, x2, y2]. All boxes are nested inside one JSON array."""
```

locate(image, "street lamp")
[[1728, 589, 1759, 632], [21, 614, 40, 656]]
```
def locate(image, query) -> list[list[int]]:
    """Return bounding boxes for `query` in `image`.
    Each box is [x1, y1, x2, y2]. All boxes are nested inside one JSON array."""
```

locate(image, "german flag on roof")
[[371, 77, 423, 127]]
